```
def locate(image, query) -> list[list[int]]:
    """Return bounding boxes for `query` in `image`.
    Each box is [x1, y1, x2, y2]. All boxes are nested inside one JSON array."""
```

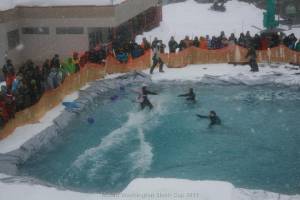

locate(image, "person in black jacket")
[[140, 86, 157, 110], [245, 46, 259, 72], [178, 88, 196, 102], [168, 36, 178, 53], [197, 111, 221, 128]]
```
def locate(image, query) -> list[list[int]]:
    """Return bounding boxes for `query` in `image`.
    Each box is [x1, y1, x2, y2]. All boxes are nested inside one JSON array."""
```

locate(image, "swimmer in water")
[[178, 88, 196, 102], [197, 110, 221, 128]]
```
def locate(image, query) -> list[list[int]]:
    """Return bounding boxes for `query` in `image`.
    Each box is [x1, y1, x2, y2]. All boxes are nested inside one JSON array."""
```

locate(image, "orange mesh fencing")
[[161, 48, 192, 68], [106, 50, 151, 74], [0, 65, 106, 140]]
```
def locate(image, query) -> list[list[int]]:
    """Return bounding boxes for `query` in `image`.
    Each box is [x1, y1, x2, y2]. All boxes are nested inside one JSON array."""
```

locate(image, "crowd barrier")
[[161, 45, 300, 68], [1, 45, 300, 140], [106, 50, 151, 74], [0, 64, 106, 140]]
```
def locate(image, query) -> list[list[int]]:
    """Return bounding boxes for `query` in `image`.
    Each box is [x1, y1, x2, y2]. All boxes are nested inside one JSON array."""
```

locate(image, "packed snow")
[[1, 0, 300, 200], [1, 177, 300, 200], [0, 0, 126, 11]]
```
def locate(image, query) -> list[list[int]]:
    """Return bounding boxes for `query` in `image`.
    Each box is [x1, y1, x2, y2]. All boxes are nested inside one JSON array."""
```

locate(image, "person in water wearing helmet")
[[138, 86, 158, 110], [178, 88, 196, 102], [197, 110, 221, 127]]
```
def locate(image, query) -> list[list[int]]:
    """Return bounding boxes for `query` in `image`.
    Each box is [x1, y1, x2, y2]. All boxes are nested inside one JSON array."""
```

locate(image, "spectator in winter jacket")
[[193, 37, 200, 47], [0, 94, 9, 126], [5, 89, 16, 119], [238, 33, 246, 47], [283, 34, 297, 49], [168, 36, 179, 53], [141, 37, 151, 50], [211, 36, 219, 49], [2, 59, 15, 79], [50, 54, 60, 69], [2, 59, 15, 90], [228, 33, 237, 45], [206, 35, 212, 49], [179, 39, 187, 51], [252, 34, 261, 50], [295, 40, 300, 52], [199, 37, 208, 49], [245, 31, 252, 48], [183, 36, 193, 48]]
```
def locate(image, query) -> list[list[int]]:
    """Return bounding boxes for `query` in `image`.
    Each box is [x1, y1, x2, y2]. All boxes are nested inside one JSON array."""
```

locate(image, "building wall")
[[0, 21, 23, 68], [115, 0, 159, 24], [0, 0, 161, 68]]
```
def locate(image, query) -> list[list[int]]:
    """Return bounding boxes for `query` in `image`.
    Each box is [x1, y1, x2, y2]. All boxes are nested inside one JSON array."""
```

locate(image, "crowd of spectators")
[[165, 31, 300, 53], [0, 42, 117, 127], [112, 37, 149, 63]]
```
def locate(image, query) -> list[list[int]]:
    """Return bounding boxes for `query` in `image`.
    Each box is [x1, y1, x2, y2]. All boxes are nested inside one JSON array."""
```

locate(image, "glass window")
[[56, 27, 84, 35], [22, 27, 50, 35], [7, 29, 20, 50]]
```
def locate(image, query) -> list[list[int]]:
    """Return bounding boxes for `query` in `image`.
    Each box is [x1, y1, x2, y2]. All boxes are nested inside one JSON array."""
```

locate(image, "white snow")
[[0, 177, 300, 200], [136, 0, 300, 45], [148, 63, 300, 85], [0, 0, 126, 11]]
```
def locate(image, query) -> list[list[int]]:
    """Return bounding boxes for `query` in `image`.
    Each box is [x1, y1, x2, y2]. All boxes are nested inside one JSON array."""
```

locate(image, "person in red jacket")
[[0, 95, 9, 126]]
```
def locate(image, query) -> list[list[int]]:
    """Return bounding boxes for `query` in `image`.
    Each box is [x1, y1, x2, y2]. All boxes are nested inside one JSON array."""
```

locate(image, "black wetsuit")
[[141, 89, 157, 110], [179, 91, 196, 101], [197, 114, 221, 127], [246, 48, 259, 72]]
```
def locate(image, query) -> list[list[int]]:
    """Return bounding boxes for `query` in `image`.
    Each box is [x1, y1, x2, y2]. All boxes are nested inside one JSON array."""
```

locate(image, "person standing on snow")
[[245, 46, 259, 72], [150, 43, 165, 74]]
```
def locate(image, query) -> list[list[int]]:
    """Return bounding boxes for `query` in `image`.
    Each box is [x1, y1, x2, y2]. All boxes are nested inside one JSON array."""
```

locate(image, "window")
[[22, 27, 49, 35], [7, 29, 20, 50], [56, 27, 84, 35]]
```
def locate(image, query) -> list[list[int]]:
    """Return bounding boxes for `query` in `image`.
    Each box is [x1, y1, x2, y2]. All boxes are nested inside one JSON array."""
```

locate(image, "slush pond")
[[18, 81, 300, 194]]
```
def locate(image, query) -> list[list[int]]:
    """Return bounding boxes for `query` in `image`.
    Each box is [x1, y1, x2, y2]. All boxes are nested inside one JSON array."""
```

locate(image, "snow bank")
[[148, 63, 300, 86], [1, 177, 300, 200], [0, 0, 126, 11], [136, 0, 300, 44]]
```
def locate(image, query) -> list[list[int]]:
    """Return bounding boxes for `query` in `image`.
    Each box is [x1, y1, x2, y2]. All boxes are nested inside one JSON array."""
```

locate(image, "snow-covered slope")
[[0, 0, 126, 11], [136, 0, 300, 44]]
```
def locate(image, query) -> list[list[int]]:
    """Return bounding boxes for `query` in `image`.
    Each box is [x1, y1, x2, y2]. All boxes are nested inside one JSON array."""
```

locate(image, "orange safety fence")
[[0, 64, 106, 140], [2, 45, 300, 140], [161, 48, 193, 68], [106, 50, 151, 74]]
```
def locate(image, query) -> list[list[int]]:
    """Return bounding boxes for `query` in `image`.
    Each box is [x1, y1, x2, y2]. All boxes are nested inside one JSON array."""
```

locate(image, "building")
[[0, 0, 162, 67]]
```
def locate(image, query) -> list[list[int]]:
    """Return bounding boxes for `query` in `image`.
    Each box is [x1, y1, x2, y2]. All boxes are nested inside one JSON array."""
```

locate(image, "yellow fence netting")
[[1, 45, 300, 140]]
